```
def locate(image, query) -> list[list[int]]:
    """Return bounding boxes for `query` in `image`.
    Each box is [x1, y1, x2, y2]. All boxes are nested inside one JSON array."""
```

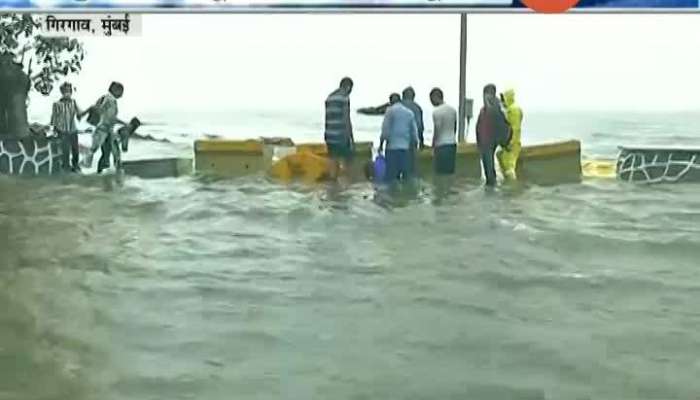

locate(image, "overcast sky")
[[29, 14, 700, 117]]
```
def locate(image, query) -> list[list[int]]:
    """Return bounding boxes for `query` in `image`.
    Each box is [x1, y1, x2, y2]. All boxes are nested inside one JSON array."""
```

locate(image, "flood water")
[[3, 171, 700, 399], [3, 111, 700, 399]]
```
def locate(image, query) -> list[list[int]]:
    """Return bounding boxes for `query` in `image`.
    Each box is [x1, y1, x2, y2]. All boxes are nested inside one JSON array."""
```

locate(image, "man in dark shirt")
[[401, 86, 424, 177], [401, 87, 425, 149]]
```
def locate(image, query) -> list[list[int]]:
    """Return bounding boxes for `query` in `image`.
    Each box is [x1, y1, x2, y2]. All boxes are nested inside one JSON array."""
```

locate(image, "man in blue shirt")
[[379, 93, 419, 182]]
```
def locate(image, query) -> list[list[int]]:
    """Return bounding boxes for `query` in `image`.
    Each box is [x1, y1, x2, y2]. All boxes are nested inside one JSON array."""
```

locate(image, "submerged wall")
[[122, 158, 193, 179]]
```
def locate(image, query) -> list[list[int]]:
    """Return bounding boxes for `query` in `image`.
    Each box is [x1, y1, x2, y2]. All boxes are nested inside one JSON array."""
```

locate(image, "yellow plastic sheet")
[[269, 150, 331, 183], [582, 159, 616, 179]]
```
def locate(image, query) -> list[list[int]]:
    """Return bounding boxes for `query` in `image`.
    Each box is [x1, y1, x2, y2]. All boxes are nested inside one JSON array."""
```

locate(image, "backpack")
[[493, 108, 512, 148], [86, 95, 106, 126]]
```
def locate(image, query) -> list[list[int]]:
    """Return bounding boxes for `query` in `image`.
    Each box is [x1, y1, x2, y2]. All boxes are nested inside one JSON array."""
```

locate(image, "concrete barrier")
[[416, 143, 482, 180], [192, 138, 581, 185], [194, 139, 265, 177], [296, 141, 373, 157], [193, 139, 373, 180], [295, 141, 373, 181], [0, 136, 63, 176], [515, 140, 582, 185], [617, 145, 700, 183], [122, 158, 193, 179]]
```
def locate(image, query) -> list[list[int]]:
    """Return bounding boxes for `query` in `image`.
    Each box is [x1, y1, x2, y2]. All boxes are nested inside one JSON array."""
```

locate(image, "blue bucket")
[[373, 154, 386, 182]]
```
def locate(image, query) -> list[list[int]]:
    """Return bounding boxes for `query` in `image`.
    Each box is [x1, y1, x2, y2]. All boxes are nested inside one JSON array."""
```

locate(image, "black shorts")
[[327, 142, 353, 162], [434, 144, 457, 175]]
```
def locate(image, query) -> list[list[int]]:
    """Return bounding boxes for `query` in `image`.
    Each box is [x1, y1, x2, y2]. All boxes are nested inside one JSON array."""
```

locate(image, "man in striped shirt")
[[324, 77, 355, 179], [51, 82, 87, 172]]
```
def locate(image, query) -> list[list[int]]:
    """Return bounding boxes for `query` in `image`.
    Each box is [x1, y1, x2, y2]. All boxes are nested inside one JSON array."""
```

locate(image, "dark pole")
[[458, 13, 467, 144]]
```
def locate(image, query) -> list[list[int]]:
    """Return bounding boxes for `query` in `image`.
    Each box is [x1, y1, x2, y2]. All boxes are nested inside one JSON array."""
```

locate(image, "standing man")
[[475, 84, 510, 186], [429, 88, 458, 175], [50, 82, 86, 172], [401, 86, 425, 149], [324, 77, 355, 179], [379, 93, 419, 182], [402, 86, 424, 177], [497, 89, 523, 180]]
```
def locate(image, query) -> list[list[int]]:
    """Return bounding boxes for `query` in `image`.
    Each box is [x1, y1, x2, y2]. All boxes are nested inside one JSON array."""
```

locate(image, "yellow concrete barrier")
[[416, 143, 482, 179], [514, 140, 582, 185], [194, 139, 374, 180], [194, 139, 265, 177], [194, 139, 263, 153], [193, 137, 581, 185], [296, 141, 373, 157]]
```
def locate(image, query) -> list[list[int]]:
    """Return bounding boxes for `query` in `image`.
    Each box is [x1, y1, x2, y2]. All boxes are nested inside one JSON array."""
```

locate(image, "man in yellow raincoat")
[[497, 89, 523, 180]]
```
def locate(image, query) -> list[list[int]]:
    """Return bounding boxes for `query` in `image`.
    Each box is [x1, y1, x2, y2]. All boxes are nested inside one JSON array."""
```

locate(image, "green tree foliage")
[[0, 13, 84, 95]]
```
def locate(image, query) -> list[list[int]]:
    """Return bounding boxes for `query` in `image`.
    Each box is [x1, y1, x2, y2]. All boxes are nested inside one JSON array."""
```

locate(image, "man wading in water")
[[429, 87, 458, 175], [476, 84, 511, 186], [379, 93, 419, 182], [324, 77, 355, 180], [83, 82, 127, 173], [401, 86, 424, 177]]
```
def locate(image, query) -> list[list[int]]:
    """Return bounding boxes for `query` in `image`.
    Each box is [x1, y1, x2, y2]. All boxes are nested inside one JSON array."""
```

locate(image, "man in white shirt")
[[430, 88, 458, 175], [84, 81, 127, 172]]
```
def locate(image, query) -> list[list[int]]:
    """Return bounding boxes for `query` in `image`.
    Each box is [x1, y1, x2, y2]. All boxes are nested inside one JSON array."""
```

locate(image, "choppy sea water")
[[3, 111, 700, 400]]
